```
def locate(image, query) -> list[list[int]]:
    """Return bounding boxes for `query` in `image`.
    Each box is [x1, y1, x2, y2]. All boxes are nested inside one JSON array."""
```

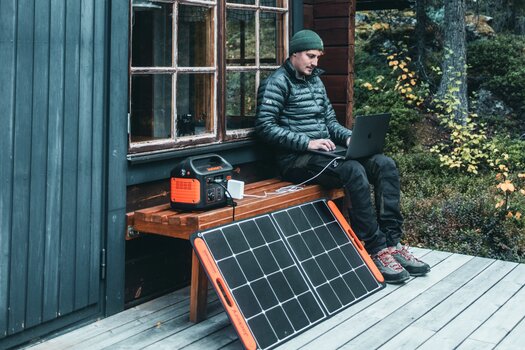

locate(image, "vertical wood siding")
[[0, 0, 107, 339]]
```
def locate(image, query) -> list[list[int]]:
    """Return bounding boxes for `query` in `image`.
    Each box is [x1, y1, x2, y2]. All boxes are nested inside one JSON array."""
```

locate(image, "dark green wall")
[[0, 0, 128, 347]]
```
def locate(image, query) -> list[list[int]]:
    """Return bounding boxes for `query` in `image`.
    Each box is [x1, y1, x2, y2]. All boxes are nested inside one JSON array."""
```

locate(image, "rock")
[[475, 88, 513, 119], [466, 14, 495, 40]]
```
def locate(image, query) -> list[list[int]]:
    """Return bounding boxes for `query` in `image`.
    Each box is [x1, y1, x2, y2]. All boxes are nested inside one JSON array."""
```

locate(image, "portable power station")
[[170, 154, 233, 211]]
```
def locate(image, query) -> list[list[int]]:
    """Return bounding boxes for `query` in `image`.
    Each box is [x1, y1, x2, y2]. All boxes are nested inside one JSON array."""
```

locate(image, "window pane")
[[178, 5, 214, 67], [226, 10, 256, 66], [131, 2, 172, 67], [261, 0, 286, 7], [130, 74, 172, 142], [176, 73, 215, 137], [260, 12, 281, 66], [227, 0, 255, 4], [226, 71, 256, 130]]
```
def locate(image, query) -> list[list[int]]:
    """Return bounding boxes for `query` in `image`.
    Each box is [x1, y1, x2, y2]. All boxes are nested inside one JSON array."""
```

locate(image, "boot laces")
[[396, 244, 422, 263], [375, 249, 404, 272]]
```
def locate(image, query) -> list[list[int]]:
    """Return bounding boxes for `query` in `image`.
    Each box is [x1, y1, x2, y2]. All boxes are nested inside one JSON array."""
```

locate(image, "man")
[[255, 29, 430, 283]]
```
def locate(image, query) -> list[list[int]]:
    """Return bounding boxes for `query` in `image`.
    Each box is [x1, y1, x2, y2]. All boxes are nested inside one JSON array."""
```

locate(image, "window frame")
[[127, 0, 289, 155]]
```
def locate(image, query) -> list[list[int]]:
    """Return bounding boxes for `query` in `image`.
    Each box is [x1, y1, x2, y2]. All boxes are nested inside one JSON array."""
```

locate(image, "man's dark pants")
[[283, 153, 404, 254]]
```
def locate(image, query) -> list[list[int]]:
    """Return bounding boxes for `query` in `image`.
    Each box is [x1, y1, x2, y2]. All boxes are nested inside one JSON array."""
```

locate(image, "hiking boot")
[[389, 243, 431, 276], [371, 248, 410, 284]]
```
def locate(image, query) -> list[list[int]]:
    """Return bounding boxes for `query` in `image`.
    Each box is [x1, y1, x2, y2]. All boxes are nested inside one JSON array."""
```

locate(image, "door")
[[0, 0, 109, 347]]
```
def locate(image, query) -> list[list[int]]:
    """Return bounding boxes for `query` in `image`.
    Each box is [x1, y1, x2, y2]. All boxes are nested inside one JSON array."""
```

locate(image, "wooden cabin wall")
[[0, 1, 130, 347], [304, 0, 356, 127]]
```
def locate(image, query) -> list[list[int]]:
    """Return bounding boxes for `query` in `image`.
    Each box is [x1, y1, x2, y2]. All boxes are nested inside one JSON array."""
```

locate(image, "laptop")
[[309, 113, 391, 159]]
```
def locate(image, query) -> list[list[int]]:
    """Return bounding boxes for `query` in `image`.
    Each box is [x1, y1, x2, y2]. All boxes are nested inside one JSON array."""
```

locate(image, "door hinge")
[[100, 248, 107, 281]]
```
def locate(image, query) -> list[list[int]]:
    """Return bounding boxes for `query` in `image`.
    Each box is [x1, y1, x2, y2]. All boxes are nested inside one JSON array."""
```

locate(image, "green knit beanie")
[[289, 29, 324, 54]]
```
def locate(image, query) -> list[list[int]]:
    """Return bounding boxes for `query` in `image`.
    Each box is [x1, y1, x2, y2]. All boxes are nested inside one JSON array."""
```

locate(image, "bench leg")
[[189, 250, 209, 323]]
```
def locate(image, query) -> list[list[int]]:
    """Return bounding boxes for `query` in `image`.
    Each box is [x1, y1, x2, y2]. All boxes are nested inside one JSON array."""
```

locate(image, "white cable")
[[227, 156, 343, 198], [268, 156, 343, 194], [243, 193, 268, 198]]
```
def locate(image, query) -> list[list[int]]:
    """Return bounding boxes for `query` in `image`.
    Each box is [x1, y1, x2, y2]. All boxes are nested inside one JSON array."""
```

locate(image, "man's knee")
[[338, 160, 369, 187], [368, 154, 399, 178]]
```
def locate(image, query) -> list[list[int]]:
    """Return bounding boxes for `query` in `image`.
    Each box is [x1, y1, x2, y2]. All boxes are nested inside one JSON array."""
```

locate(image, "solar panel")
[[191, 199, 385, 350]]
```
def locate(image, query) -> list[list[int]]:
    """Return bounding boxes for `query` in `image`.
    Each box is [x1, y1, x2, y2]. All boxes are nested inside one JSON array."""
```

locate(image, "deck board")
[[25, 249, 525, 350]]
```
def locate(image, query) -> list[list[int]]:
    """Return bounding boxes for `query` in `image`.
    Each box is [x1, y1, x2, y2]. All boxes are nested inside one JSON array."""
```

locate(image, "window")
[[129, 0, 289, 154]]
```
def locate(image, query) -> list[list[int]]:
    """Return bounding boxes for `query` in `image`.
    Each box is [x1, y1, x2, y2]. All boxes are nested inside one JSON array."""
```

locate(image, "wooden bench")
[[128, 178, 345, 322]]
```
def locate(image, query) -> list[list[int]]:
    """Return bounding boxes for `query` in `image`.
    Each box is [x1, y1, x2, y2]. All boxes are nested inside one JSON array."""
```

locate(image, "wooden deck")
[[25, 248, 525, 350]]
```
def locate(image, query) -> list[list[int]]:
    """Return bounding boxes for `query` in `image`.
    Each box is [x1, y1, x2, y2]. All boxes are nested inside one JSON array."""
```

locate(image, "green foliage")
[[398, 152, 525, 262], [353, 46, 422, 153], [493, 136, 525, 170], [430, 113, 499, 174], [353, 14, 525, 262], [468, 35, 525, 115]]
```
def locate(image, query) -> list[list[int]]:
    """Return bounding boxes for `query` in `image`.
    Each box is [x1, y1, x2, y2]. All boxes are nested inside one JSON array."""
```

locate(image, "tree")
[[436, 0, 468, 122], [415, 0, 428, 74]]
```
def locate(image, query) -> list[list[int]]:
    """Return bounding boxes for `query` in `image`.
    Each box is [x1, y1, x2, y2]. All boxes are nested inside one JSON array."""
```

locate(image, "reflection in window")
[[131, 2, 172, 67], [130, 74, 172, 142], [227, 71, 256, 130], [178, 5, 214, 67], [226, 10, 256, 66], [176, 74, 214, 137], [260, 12, 281, 66]]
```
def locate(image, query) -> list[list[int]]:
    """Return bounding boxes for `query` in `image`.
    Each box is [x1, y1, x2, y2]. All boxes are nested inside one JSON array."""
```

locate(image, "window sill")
[[127, 140, 256, 165]]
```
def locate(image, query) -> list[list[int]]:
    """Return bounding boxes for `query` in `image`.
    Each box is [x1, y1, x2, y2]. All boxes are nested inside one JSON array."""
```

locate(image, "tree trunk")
[[436, 0, 468, 122], [415, 0, 427, 73]]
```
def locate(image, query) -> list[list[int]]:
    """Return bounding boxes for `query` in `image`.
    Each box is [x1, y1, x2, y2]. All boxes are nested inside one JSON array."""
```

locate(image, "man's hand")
[[346, 136, 351, 146], [308, 139, 336, 151]]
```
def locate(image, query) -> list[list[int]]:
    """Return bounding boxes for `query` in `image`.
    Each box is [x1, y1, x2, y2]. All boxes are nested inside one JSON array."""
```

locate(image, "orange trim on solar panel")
[[327, 200, 385, 283], [170, 178, 201, 204], [193, 238, 257, 350]]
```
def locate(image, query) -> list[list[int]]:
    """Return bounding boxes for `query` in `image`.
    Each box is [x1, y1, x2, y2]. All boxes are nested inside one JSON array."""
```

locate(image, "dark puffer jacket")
[[255, 59, 352, 172]]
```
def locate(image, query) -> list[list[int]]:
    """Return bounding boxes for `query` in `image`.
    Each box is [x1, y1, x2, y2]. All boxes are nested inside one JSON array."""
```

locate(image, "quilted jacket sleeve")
[[322, 85, 353, 145], [255, 76, 311, 152]]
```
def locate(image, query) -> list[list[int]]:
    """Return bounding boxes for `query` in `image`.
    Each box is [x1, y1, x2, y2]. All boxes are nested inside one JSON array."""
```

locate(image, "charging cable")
[[214, 156, 342, 218], [270, 156, 343, 194]]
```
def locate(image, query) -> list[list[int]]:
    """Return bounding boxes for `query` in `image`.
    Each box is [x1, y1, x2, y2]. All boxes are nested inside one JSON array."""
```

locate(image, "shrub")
[[399, 161, 525, 262], [468, 35, 525, 115], [353, 46, 423, 153]]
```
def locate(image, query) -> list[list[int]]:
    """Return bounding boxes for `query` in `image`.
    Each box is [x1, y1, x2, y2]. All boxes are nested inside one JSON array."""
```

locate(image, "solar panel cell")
[[233, 285, 262, 318], [240, 220, 266, 248], [288, 235, 311, 261], [266, 307, 294, 340], [256, 216, 280, 243], [301, 229, 325, 255], [253, 246, 280, 274], [237, 252, 265, 281], [316, 284, 342, 312], [223, 225, 250, 253], [316, 253, 339, 280], [204, 230, 232, 260], [251, 278, 279, 310], [267, 273, 294, 302], [269, 241, 294, 269], [282, 298, 310, 330], [248, 315, 278, 349], [273, 212, 298, 237]]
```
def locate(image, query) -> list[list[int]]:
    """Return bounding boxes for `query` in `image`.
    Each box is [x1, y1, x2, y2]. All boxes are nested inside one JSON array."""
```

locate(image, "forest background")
[[352, 0, 525, 262]]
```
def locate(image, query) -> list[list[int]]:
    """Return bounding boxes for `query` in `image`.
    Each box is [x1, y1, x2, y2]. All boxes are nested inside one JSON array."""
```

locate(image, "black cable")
[[216, 182, 236, 222]]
